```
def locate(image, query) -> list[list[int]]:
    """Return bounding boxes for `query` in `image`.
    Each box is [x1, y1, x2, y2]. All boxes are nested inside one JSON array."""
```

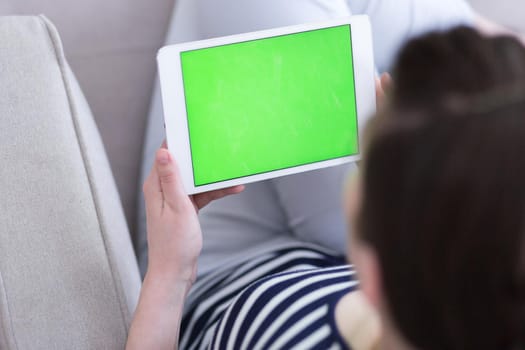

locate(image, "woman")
[[129, 28, 525, 349], [364, 28, 525, 348], [349, 28, 525, 349]]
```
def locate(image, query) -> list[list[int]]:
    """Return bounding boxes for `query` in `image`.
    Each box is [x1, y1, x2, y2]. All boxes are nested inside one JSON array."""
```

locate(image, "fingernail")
[[157, 151, 169, 165]]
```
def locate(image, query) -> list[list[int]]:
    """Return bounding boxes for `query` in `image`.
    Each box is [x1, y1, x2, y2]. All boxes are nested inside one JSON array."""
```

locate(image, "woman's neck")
[[335, 291, 381, 350], [335, 291, 415, 350]]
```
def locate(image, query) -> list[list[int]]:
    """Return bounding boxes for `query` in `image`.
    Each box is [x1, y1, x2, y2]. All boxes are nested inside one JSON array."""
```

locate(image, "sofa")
[[0, 15, 148, 349], [0, 0, 522, 349]]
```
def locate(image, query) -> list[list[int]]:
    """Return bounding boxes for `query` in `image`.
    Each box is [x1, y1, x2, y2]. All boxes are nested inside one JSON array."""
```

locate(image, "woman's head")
[[349, 27, 525, 349], [391, 26, 525, 109]]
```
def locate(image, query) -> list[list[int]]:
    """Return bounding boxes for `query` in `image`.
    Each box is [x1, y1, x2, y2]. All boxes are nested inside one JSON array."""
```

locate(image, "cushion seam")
[[38, 15, 130, 335], [0, 269, 18, 350]]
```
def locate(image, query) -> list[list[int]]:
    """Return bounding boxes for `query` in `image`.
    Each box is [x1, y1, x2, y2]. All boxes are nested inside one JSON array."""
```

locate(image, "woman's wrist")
[[144, 265, 195, 297]]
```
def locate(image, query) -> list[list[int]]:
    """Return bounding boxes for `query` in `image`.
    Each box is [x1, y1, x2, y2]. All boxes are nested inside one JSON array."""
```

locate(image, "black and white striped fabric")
[[180, 245, 358, 350]]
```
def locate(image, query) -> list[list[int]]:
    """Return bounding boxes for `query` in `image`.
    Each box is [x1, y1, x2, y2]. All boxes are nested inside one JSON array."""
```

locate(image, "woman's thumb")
[[155, 149, 185, 208]]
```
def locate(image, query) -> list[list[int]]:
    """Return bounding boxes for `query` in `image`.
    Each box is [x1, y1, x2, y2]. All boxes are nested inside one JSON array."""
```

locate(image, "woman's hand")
[[143, 145, 244, 292], [127, 145, 243, 350]]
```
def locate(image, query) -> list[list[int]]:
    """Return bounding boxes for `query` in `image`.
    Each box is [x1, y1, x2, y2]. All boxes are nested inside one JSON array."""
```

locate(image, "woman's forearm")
[[126, 273, 191, 350]]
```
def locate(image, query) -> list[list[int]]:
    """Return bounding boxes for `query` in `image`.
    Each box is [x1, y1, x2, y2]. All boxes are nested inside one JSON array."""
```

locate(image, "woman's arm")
[[127, 147, 243, 350], [127, 275, 190, 349]]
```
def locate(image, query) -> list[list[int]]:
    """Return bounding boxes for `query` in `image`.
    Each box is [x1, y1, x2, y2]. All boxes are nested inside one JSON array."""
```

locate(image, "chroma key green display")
[[180, 24, 359, 186]]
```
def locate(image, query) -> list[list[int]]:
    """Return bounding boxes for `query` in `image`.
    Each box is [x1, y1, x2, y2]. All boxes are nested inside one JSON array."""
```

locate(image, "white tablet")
[[157, 15, 376, 194]]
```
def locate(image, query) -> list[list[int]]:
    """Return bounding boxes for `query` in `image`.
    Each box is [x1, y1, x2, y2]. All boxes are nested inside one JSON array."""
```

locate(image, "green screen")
[[181, 25, 358, 186]]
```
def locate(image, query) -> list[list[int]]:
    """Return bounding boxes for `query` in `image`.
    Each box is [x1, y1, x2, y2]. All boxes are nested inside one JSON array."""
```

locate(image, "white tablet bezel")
[[157, 15, 376, 194]]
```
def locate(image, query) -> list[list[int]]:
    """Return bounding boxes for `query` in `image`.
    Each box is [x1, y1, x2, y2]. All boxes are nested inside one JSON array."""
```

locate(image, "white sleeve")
[[346, 0, 474, 72]]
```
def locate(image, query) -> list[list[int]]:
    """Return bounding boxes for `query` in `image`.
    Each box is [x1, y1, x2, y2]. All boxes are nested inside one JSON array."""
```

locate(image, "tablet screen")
[[180, 24, 359, 186]]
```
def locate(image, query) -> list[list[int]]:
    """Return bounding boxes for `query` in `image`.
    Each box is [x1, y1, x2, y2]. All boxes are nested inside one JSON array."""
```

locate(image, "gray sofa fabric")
[[0, 16, 140, 349]]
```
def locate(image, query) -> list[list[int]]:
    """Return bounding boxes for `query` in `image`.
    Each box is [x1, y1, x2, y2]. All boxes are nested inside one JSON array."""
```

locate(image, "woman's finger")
[[376, 77, 386, 108], [143, 164, 163, 217], [155, 148, 187, 211], [192, 185, 245, 211], [380, 73, 392, 93], [376, 73, 392, 110]]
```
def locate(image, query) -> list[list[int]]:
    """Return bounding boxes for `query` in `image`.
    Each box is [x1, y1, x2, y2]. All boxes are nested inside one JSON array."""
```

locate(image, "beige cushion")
[[0, 0, 175, 236], [0, 16, 140, 349]]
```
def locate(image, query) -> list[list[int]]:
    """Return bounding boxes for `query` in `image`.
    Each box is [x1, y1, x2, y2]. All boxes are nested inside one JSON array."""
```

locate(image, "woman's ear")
[[353, 242, 383, 312]]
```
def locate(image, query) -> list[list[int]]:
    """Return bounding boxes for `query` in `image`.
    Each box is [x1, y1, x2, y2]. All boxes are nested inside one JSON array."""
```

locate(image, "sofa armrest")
[[0, 15, 140, 349]]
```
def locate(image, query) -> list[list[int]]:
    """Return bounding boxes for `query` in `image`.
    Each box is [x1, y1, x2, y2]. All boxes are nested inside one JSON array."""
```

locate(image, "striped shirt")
[[180, 245, 358, 350]]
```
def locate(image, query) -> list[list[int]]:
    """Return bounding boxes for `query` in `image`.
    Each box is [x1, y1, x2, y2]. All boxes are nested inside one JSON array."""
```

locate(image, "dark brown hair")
[[358, 27, 525, 349]]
